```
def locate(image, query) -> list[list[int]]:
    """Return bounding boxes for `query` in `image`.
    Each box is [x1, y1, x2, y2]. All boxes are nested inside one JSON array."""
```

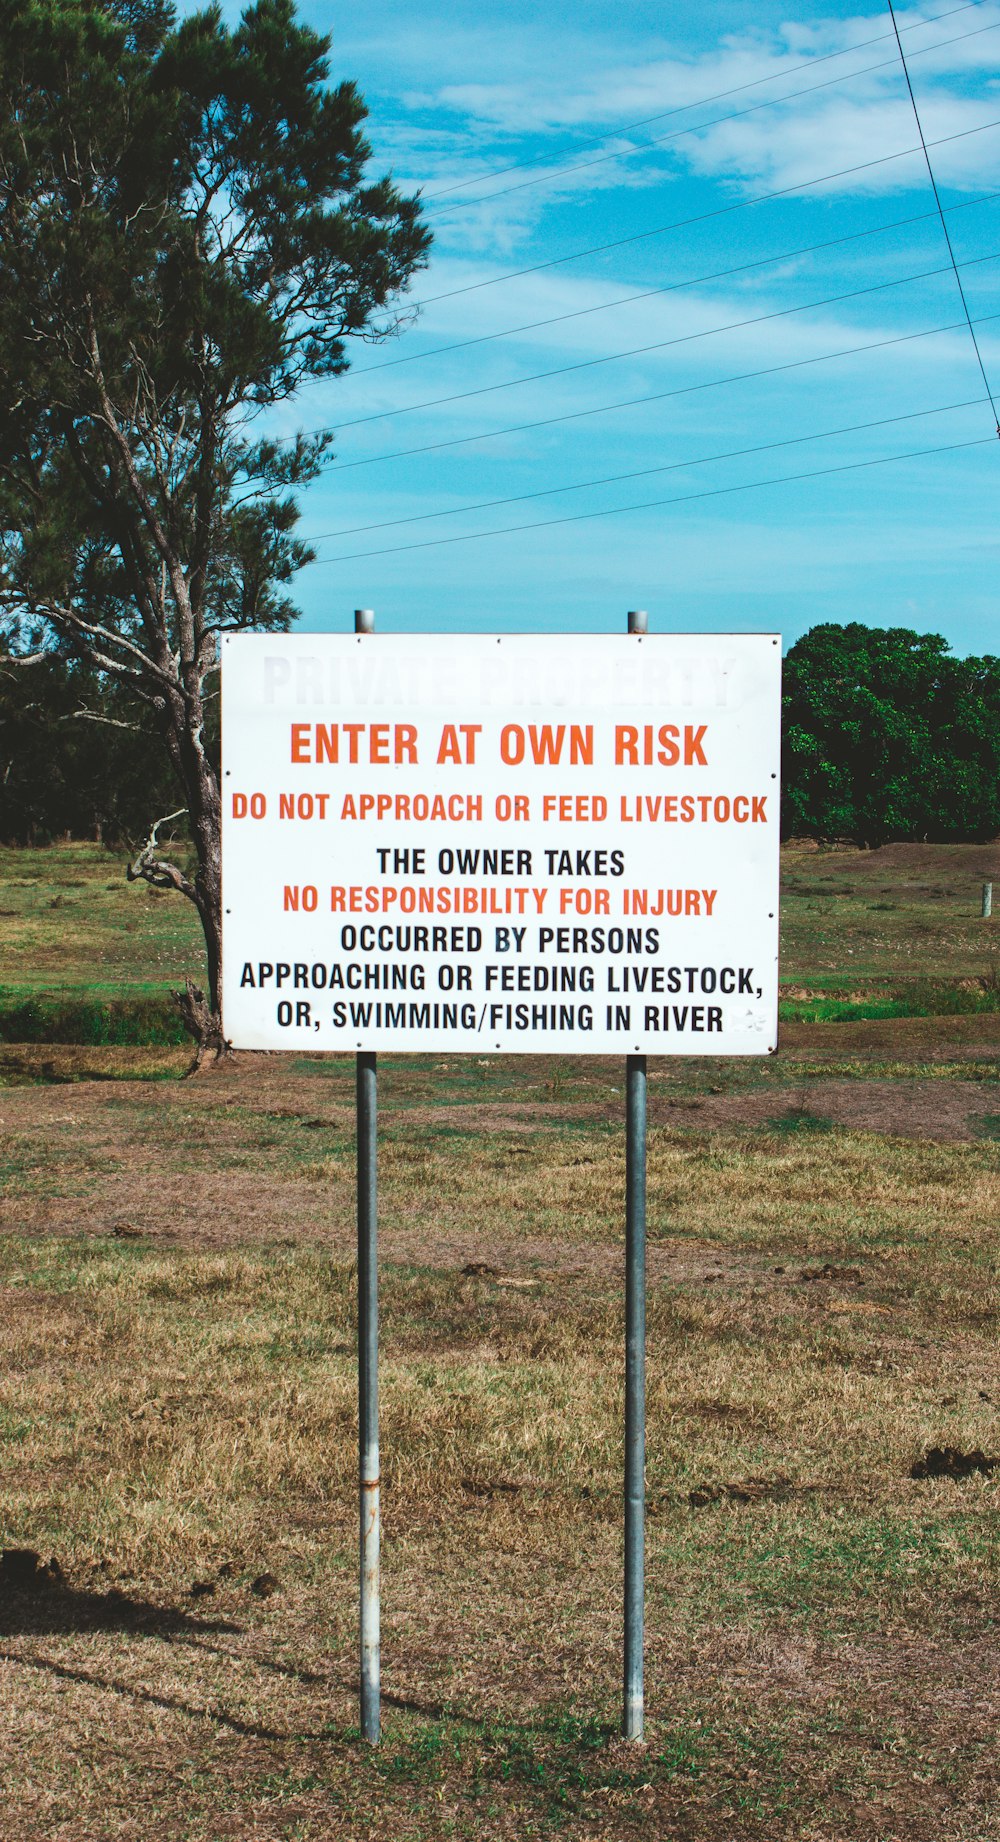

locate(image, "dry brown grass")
[[780, 837, 1000, 984], [0, 1069, 998, 1839]]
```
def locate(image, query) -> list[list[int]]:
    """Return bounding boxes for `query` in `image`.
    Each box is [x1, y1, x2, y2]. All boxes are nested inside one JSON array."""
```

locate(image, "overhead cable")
[[321, 310, 1000, 474], [311, 397, 988, 541], [409, 113, 1000, 311], [887, 0, 1000, 431], [421, 0, 986, 202], [352, 190, 999, 377], [307, 248, 1000, 435], [304, 435, 997, 567], [423, 16, 1000, 224]]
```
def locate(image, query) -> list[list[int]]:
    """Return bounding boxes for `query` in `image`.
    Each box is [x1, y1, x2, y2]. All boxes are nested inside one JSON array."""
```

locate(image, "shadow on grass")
[[0, 1575, 241, 1640], [0, 1645, 308, 1741], [0, 1576, 327, 1742], [0, 1579, 450, 1739]]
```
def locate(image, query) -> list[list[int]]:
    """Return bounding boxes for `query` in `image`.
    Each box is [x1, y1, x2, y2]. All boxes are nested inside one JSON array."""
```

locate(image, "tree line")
[[0, 657, 177, 846], [781, 623, 1000, 846], [3, 622, 1000, 852]]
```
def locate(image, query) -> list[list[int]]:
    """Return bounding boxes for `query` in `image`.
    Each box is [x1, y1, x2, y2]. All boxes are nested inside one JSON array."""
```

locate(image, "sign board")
[[221, 633, 780, 1054]]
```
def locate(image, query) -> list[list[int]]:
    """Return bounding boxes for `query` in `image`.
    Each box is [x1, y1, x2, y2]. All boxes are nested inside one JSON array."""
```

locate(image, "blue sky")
[[201, 0, 1000, 648]]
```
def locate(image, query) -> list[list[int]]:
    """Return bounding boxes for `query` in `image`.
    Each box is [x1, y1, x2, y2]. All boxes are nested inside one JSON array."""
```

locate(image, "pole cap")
[[355, 608, 375, 634], [627, 609, 648, 635]]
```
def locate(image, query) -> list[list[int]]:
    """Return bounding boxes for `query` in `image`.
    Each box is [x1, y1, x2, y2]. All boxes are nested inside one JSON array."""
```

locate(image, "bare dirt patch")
[[780, 1013, 1000, 1060], [1, 1061, 998, 1278], [660, 1075, 1000, 1141]]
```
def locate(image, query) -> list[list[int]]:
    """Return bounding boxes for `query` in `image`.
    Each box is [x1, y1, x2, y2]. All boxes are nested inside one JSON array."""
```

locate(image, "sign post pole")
[[624, 1053, 647, 1740], [623, 609, 647, 1743], [354, 606, 380, 1746]]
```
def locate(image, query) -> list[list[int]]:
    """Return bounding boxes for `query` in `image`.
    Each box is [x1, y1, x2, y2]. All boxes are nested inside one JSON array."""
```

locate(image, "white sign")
[[221, 632, 780, 1054]]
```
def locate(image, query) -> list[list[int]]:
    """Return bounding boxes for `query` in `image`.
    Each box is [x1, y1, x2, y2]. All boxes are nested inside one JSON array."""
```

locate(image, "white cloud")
[[682, 90, 1000, 195], [357, 4, 1000, 262]]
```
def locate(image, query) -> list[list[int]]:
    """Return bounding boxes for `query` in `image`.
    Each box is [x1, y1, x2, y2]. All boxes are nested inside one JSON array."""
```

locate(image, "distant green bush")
[[0, 992, 186, 1045]]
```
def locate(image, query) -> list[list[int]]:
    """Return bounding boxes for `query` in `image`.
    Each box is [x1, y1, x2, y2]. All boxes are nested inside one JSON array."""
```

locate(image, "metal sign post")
[[623, 1050, 647, 1739], [354, 607, 380, 1746], [622, 607, 648, 1742], [357, 1045, 380, 1743]]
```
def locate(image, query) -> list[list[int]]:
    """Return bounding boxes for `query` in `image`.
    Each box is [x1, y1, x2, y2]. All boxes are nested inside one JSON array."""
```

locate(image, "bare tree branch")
[[59, 705, 140, 730], [125, 808, 196, 901]]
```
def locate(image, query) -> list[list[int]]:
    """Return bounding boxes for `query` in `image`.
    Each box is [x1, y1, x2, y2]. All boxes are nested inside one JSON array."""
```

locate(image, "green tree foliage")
[[0, 0, 429, 1046], [782, 623, 1000, 844], [0, 656, 179, 845]]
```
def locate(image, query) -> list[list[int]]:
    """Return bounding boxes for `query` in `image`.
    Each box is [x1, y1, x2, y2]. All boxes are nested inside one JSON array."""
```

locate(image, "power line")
[[420, 0, 986, 203], [311, 386, 973, 554], [409, 112, 1000, 312], [321, 310, 1000, 474], [304, 434, 996, 567], [352, 191, 999, 378], [306, 248, 1000, 436], [887, 0, 1000, 432], [423, 16, 1000, 225], [280, 113, 1000, 423], [311, 398, 988, 541]]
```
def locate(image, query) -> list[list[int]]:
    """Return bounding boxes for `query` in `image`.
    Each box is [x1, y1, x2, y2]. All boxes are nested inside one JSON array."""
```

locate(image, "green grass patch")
[[765, 1107, 835, 1135], [780, 978, 1000, 1024]]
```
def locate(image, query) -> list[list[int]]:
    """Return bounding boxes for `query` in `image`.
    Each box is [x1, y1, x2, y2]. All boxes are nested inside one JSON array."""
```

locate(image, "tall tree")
[[0, 0, 430, 1051]]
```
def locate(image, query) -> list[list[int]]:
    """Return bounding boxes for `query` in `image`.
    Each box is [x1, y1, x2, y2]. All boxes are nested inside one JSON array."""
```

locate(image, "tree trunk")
[[158, 688, 230, 1065], [189, 780, 222, 1018]]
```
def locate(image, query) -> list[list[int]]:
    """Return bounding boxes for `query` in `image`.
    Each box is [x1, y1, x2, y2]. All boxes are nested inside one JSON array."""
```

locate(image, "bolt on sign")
[[221, 633, 780, 1054]]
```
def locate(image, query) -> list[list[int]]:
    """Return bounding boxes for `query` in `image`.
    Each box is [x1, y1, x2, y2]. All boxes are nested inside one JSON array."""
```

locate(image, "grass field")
[[0, 843, 201, 998], [0, 841, 998, 1839]]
